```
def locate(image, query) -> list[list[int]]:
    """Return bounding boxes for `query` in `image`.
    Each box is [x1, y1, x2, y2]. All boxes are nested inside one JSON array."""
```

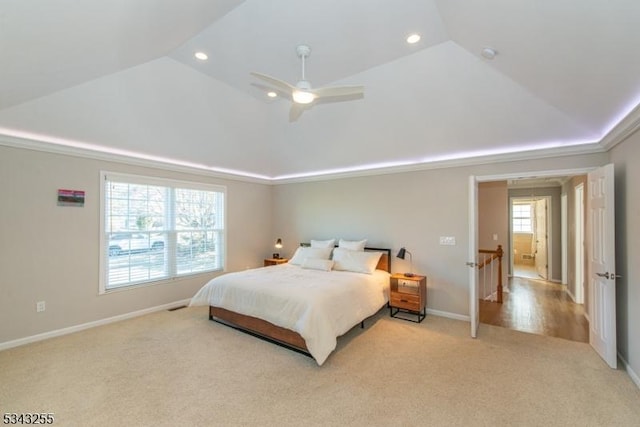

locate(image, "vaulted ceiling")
[[1, 0, 639, 181]]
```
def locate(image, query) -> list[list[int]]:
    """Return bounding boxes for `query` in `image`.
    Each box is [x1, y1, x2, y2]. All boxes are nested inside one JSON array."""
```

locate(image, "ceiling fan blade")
[[250, 72, 295, 95], [289, 103, 308, 122], [313, 85, 364, 98]]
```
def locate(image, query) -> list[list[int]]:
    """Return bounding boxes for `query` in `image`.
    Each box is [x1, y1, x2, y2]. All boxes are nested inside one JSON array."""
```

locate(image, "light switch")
[[493, 234, 498, 241], [440, 236, 456, 245]]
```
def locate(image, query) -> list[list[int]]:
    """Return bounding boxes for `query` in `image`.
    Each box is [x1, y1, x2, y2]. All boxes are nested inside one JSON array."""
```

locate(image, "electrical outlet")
[[36, 301, 46, 312]]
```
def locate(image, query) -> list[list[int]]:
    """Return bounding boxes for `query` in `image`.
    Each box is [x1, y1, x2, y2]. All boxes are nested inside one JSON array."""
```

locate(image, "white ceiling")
[[1, 0, 639, 180]]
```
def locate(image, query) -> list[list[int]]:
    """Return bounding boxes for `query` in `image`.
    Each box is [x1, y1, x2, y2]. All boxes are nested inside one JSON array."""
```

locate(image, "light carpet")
[[1, 307, 639, 426]]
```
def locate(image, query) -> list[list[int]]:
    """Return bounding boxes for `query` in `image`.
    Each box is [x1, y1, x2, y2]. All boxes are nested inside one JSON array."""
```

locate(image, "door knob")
[[596, 272, 623, 280]]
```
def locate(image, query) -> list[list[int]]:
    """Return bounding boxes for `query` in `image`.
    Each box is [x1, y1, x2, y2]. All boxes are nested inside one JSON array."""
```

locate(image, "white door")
[[469, 176, 479, 338], [534, 198, 548, 279], [561, 193, 568, 285], [575, 183, 585, 304], [587, 164, 617, 368]]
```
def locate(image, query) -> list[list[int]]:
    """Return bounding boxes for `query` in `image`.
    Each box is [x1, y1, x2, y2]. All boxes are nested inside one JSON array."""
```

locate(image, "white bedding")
[[189, 263, 390, 365]]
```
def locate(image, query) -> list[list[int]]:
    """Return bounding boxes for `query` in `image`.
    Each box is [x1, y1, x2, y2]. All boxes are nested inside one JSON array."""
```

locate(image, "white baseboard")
[[618, 353, 640, 390], [0, 299, 191, 352], [427, 308, 470, 322]]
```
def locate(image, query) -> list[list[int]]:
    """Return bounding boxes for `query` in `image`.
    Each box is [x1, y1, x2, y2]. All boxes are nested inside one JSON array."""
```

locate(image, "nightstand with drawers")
[[389, 273, 427, 323], [264, 258, 288, 267]]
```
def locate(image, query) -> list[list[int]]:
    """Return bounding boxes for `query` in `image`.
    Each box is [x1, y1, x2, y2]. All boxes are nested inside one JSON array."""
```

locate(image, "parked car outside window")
[[108, 233, 165, 256]]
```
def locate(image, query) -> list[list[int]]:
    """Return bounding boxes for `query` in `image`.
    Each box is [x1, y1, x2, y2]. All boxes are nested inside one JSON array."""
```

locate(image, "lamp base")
[[403, 272, 415, 277]]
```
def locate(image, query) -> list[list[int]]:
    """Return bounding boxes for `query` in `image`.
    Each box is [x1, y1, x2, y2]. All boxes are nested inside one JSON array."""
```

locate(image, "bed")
[[189, 244, 391, 365]]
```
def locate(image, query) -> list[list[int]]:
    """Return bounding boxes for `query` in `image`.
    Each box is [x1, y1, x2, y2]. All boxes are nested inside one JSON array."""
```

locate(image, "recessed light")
[[481, 47, 497, 60], [267, 91, 277, 98], [194, 52, 208, 61], [406, 34, 421, 44]]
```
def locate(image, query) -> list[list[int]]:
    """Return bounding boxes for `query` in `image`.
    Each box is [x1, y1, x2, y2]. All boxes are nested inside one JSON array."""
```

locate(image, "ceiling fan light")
[[292, 90, 315, 104]]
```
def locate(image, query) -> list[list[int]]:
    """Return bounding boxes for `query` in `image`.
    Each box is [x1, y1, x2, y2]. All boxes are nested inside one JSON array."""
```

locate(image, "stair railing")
[[478, 245, 503, 303]]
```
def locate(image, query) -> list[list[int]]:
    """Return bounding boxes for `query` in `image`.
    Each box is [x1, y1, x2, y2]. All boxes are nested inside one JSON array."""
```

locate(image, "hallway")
[[479, 275, 589, 343]]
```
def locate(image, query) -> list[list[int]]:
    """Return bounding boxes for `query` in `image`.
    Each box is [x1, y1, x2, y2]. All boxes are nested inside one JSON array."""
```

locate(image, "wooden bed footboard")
[[209, 306, 309, 354]]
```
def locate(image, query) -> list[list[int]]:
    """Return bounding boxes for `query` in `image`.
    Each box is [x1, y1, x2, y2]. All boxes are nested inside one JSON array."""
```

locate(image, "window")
[[512, 203, 533, 233], [100, 172, 225, 293]]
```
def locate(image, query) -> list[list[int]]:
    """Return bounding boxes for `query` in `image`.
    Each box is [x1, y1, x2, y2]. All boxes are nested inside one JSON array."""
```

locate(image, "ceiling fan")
[[251, 45, 364, 121]]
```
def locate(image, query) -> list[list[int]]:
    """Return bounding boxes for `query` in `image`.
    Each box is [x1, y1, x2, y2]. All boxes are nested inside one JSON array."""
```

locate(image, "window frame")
[[99, 171, 226, 294], [512, 202, 533, 234]]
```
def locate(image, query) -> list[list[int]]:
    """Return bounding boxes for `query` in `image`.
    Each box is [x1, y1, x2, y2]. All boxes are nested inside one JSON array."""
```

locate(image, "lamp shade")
[[396, 247, 414, 276], [275, 238, 283, 249]]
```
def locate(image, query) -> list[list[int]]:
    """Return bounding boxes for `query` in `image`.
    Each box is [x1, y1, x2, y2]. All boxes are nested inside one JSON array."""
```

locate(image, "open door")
[[534, 198, 548, 279], [468, 176, 479, 337], [587, 164, 617, 368]]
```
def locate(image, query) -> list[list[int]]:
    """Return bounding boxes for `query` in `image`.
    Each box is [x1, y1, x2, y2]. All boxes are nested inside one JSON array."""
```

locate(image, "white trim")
[[427, 308, 470, 322], [477, 167, 599, 183], [0, 130, 607, 185], [618, 353, 640, 390], [599, 102, 640, 150], [0, 133, 271, 184], [574, 182, 585, 304], [468, 175, 479, 337], [273, 144, 606, 184], [561, 193, 568, 285], [0, 299, 191, 352]]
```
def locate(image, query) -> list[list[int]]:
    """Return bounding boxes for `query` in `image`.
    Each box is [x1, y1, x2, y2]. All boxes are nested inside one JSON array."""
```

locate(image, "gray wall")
[[272, 153, 608, 318], [609, 131, 640, 384], [0, 145, 273, 343]]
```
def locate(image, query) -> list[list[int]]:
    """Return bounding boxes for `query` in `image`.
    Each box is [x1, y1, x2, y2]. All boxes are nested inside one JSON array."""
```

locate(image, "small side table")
[[264, 258, 288, 267], [389, 273, 427, 323]]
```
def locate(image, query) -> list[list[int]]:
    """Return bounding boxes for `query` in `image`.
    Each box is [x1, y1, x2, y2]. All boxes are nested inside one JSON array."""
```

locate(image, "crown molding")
[[599, 102, 640, 150], [0, 132, 272, 185], [271, 143, 606, 184], [0, 130, 607, 186]]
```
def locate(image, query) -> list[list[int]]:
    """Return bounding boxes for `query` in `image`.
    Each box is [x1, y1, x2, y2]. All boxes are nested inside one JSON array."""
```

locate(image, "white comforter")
[[189, 264, 390, 365]]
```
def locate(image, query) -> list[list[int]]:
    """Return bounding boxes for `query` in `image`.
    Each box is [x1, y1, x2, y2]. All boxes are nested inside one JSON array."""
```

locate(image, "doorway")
[[510, 196, 550, 281], [475, 173, 589, 343]]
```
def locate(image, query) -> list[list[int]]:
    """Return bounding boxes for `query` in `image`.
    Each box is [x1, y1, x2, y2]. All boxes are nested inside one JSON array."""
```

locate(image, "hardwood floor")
[[479, 275, 589, 343]]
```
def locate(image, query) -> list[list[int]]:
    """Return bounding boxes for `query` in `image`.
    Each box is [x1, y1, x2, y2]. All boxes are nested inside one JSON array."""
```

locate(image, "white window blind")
[[512, 203, 533, 233], [100, 172, 225, 293]]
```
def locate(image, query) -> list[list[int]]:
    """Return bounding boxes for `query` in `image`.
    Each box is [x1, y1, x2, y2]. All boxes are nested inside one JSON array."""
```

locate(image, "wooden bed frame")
[[208, 247, 392, 357]]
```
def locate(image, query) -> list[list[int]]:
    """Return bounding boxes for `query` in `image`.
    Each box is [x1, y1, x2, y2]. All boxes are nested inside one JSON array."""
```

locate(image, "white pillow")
[[338, 239, 367, 251], [332, 248, 382, 274], [289, 246, 333, 266], [301, 258, 334, 271], [310, 239, 336, 249]]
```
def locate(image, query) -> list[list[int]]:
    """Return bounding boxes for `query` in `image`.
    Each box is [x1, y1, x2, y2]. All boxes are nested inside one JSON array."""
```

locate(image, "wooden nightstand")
[[264, 258, 288, 267], [389, 273, 427, 323]]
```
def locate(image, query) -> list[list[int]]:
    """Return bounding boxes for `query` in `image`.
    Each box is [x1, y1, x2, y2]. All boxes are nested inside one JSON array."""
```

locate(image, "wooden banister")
[[478, 245, 503, 303]]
